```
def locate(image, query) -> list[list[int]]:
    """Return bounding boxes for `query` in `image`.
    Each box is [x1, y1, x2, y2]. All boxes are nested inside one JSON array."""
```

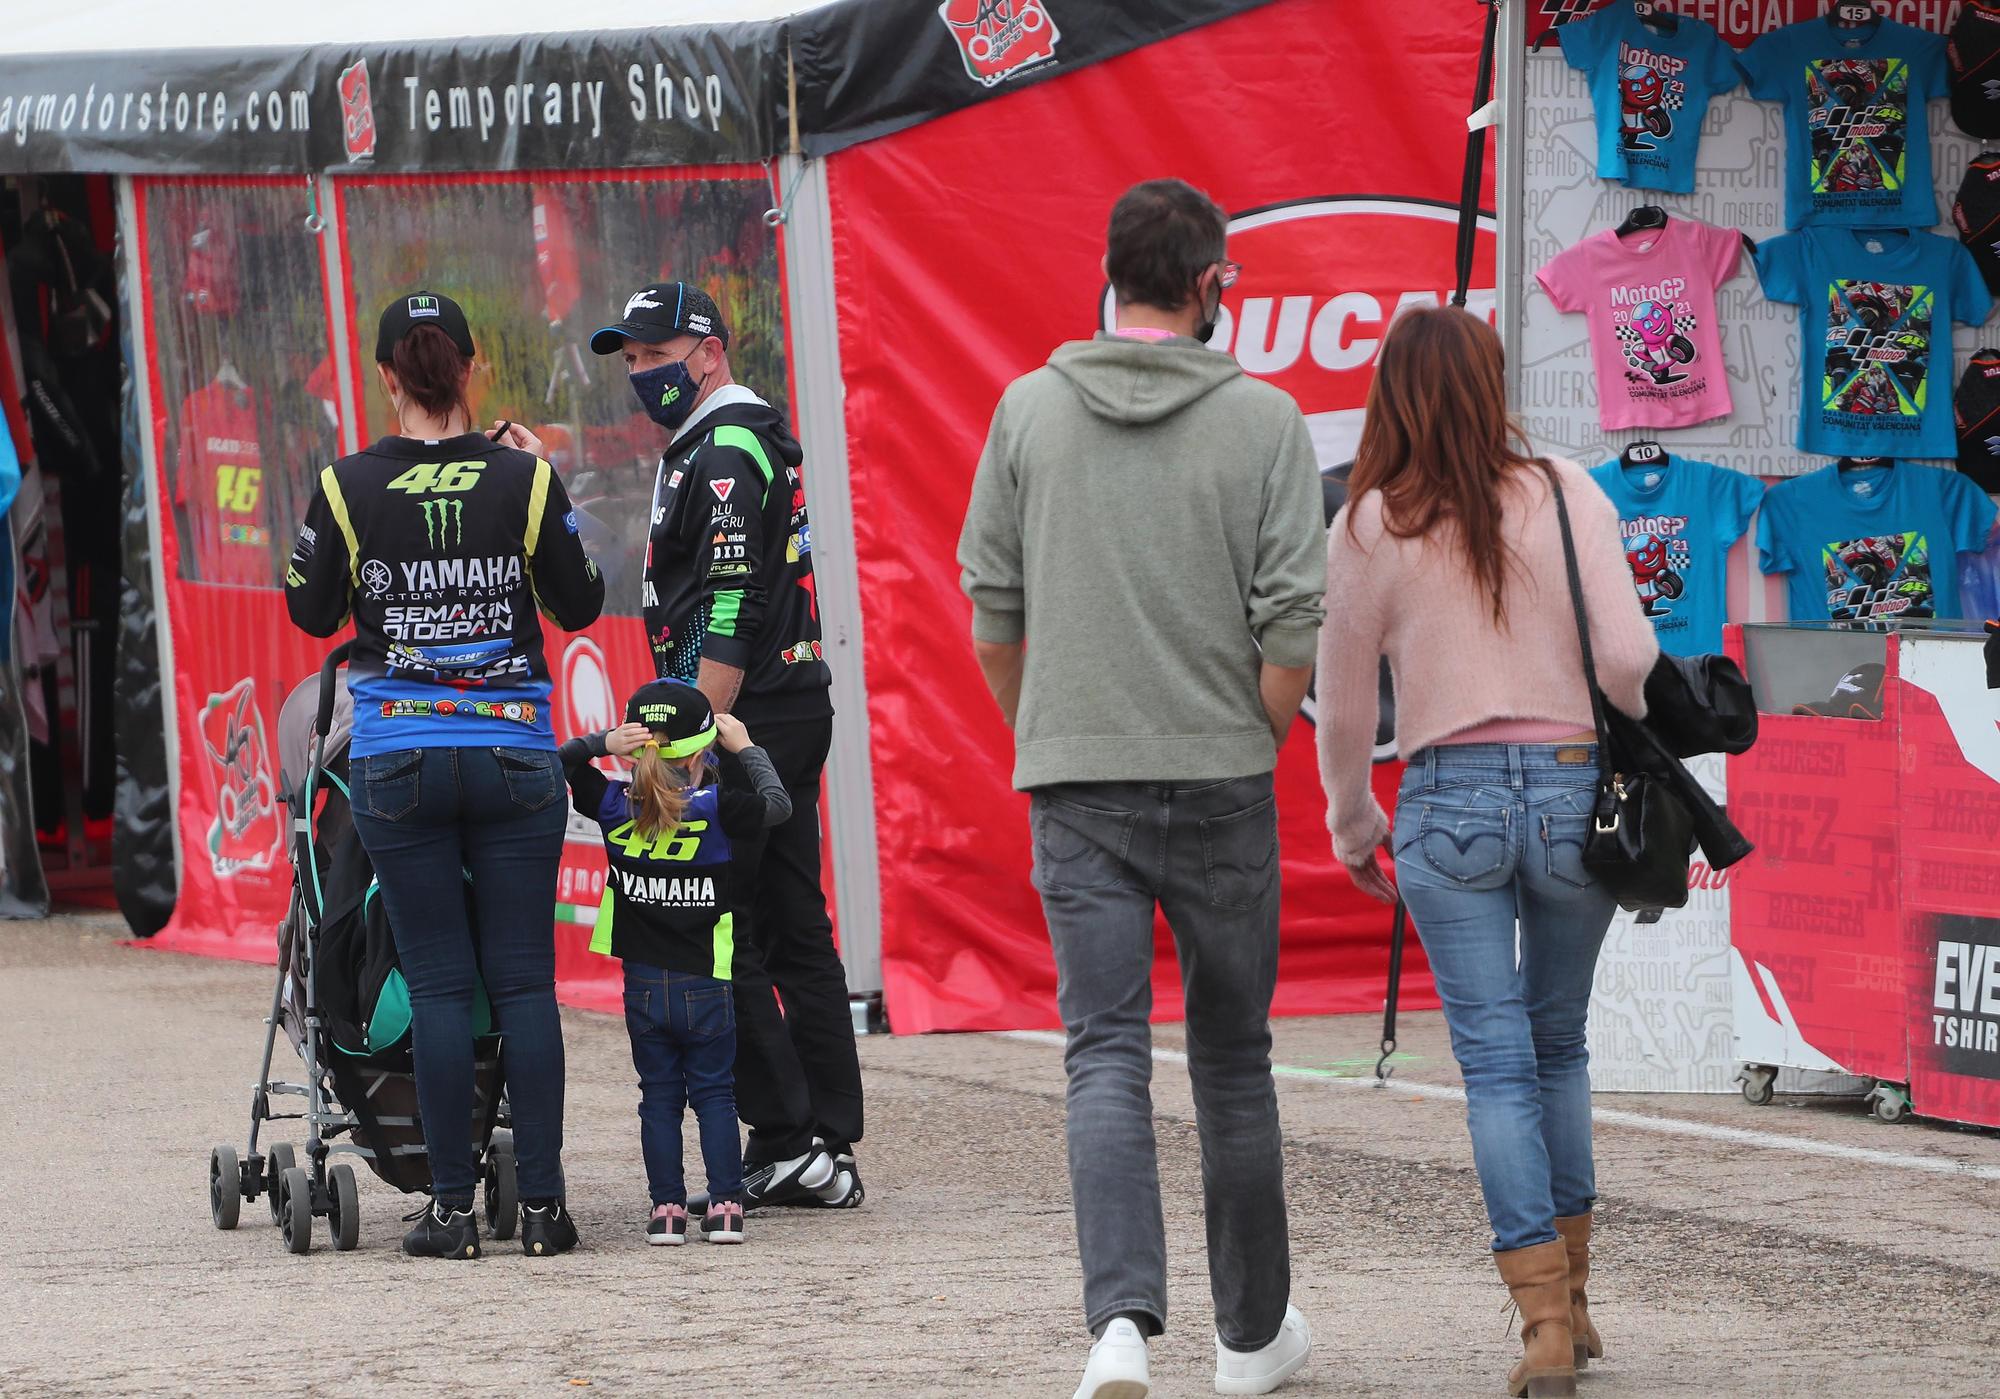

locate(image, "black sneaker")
[[521, 1200, 579, 1257], [728, 1147, 836, 1212], [402, 1200, 480, 1259], [797, 1142, 865, 1209]]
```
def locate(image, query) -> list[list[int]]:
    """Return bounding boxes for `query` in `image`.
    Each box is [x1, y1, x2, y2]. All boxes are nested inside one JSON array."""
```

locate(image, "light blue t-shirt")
[[1756, 461, 1998, 624], [1589, 453, 1765, 655], [1560, 3, 1744, 194], [1741, 14, 1947, 230], [1755, 227, 1992, 460]]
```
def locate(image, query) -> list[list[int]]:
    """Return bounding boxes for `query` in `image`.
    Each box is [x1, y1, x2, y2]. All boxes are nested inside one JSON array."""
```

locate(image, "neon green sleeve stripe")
[[709, 589, 744, 637], [525, 457, 552, 556], [588, 886, 615, 955], [710, 425, 774, 488], [320, 465, 360, 587], [712, 911, 734, 980]]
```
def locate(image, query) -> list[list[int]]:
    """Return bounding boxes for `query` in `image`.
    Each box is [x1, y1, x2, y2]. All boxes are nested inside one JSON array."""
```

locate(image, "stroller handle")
[[316, 641, 354, 738]]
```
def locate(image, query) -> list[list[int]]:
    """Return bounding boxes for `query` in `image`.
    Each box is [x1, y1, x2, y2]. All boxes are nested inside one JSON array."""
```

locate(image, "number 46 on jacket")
[[387, 461, 484, 494]]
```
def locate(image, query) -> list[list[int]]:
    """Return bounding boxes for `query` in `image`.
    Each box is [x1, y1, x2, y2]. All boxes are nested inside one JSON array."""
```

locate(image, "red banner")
[[1529, 1, 1958, 49], [828, 0, 1492, 1032]]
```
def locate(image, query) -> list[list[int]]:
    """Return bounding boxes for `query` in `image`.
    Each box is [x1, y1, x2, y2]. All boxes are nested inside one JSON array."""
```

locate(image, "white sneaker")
[[1214, 1304, 1311, 1395], [1073, 1317, 1150, 1399]]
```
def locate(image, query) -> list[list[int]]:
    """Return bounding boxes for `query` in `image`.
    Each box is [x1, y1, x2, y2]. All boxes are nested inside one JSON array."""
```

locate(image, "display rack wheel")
[[1666, 334, 1695, 363], [1873, 1091, 1908, 1124], [484, 1136, 519, 1241], [266, 1143, 297, 1225], [1655, 569, 1685, 601], [279, 1166, 313, 1255], [328, 1164, 360, 1252], [1741, 1070, 1775, 1107], [1643, 106, 1671, 137], [210, 1146, 242, 1230]]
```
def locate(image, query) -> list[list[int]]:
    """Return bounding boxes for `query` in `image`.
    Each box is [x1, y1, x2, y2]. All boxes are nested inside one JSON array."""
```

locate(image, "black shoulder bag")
[[1548, 473, 1697, 911]]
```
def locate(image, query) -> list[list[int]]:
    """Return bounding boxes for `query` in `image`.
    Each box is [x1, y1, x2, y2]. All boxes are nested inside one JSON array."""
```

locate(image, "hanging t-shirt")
[[1953, 349, 2000, 491], [1588, 452, 1765, 656], [1958, 526, 2000, 622], [1558, 2, 1745, 194], [174, 378, 271, 588], [1756, 461, 1998, 624], [1537, 216, 1741, 431], [1741, 14, 1948, 230], [1949, 1, 2000, 138], [1950, 150, 2000, 296], [1755, 227, 1992, 460]]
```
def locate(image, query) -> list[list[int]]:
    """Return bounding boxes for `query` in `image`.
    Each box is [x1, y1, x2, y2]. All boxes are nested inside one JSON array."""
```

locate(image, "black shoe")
[[711, 1147, 834, 1213], [797, 1144, 865, 1209], [402, 1200, 481, 1259], [521, 1200, 579, 1257]]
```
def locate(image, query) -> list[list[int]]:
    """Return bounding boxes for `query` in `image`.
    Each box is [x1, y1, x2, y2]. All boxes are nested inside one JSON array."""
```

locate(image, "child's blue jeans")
[[622, 960, 745, 1206]]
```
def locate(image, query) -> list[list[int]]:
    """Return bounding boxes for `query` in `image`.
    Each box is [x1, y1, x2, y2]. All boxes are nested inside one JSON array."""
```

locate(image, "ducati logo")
[[939, 0, 1061, 88]]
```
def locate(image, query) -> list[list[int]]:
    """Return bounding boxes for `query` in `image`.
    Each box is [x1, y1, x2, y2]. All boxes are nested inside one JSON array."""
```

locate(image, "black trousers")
[[729, 715, 864, 1162]]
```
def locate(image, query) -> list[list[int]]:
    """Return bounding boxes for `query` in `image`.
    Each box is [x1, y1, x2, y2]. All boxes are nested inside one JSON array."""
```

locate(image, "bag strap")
[[1375, 898, 1410, 1082], [1452, 0, 1502, 308], [1546, 468, 1614, 755]]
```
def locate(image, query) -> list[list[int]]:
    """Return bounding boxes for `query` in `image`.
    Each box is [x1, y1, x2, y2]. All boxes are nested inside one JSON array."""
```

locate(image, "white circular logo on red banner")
[[559, 636, 616, 744], [1101, 197, 1499, 470]]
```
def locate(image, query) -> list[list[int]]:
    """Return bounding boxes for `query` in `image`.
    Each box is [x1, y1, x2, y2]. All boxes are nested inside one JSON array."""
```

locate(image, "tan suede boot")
[[1554, 1214, 1604, 1370], [1495, 1240, 1576, 1398]]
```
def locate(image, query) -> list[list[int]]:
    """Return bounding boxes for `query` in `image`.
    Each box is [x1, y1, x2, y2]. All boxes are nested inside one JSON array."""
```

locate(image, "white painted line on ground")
[[1000, 1030, 2000, 1183]]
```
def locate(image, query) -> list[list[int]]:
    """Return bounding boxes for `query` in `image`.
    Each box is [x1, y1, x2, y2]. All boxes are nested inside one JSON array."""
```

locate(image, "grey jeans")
[[1031, 773, 1290, 1351]]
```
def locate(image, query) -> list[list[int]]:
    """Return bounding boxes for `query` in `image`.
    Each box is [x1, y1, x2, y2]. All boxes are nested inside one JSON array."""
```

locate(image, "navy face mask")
[[631, 358, 703, 430]]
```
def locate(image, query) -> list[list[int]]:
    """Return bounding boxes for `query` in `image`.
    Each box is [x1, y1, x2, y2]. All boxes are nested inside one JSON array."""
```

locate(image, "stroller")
[[207, 641, 518, 1252]]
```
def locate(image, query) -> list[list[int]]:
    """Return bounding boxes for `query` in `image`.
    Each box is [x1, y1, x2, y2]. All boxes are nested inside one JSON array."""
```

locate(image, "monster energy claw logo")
[[422, 498, 465, 548]]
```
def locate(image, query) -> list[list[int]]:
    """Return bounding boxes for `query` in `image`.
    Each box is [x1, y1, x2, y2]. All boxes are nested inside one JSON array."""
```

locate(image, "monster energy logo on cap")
[[408, 295, 440, 317], [422, 498, 464, 548]]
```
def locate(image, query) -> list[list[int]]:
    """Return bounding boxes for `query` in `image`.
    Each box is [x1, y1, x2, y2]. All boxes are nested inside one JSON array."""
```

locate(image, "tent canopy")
[[5, 2, 831, 55], [0, 0, 1275, 174]]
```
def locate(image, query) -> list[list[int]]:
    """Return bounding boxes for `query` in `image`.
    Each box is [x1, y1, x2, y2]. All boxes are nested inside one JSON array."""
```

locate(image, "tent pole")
[[1494, 0, 1529, 401], [778, 151, 886, 1017], [115, 175, 185, 887], [315, 176, 363, 456]]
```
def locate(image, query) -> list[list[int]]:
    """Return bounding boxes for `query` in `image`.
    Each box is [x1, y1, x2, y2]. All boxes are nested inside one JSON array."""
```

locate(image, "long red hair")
[[1346, 307, 1543, 626]]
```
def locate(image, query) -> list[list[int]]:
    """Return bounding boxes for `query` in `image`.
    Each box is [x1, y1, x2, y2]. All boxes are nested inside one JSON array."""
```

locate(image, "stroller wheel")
[[329, 1164, 360, 1252], [484, 1135, 519, 1241], [280, 1166, 313, 1255], [210, 1146, 242, 1230], [265, 1143, 296, 1226]]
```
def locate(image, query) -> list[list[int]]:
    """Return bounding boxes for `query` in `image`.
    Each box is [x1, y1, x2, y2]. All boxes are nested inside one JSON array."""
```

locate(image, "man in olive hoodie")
[[958, 180, 1324, 1399]]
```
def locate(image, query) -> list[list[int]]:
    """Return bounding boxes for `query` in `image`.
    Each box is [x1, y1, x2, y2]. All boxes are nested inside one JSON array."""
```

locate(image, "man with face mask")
[[507, 281, 860, 1211]]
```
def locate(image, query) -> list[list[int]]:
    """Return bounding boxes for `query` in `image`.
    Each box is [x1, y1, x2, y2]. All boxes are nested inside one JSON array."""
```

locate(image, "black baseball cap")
[[590, 281, 729, 356], [376, 291, 475, 363], [625, 679, 717, 759]]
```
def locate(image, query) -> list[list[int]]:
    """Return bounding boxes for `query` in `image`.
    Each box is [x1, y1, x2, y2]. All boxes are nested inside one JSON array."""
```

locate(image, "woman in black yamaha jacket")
[[286, 292, 604, 1259]]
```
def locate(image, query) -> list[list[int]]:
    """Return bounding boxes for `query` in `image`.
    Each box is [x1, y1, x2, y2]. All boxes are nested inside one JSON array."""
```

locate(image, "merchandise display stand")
[[1728, 621, 2000, 1128]]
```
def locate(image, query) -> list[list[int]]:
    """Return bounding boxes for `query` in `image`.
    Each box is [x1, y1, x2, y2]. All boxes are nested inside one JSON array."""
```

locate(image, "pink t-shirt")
[[1536, 218, 1742, 432]]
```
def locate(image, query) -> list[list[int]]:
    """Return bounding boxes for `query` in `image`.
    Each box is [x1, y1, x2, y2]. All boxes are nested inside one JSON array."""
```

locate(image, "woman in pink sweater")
[[1316, 308, 1657, 1399]]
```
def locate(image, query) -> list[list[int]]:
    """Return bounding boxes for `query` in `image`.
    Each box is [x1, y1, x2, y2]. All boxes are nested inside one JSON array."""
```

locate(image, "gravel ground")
[[3, 913, 1997, 1397]]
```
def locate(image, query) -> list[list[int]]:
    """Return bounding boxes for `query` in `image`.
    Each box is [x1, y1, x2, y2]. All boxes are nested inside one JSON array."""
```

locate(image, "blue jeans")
[[1032, 774, 1289, 1351], [350, 745, 569, 1204], [1391, 744, 1617, 1253], [623, 961, 744, 1206]]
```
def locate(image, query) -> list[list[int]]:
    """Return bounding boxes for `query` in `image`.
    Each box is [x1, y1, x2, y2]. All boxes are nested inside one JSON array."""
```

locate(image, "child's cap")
[[626, 679, 716, 759]]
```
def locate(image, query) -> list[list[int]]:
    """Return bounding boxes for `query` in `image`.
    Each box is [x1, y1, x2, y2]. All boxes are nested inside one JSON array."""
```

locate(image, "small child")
[[561, 679, 791, 1246]]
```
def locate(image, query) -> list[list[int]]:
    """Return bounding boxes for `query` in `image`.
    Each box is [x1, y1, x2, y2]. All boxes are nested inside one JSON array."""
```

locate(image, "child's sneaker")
[[647, 1204, 689, 1247], [702, 1199, 745, 1244]]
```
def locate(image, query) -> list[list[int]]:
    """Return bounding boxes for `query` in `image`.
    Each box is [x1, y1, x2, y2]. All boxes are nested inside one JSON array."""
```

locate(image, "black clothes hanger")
[[1828, 2, 1880, 32], [1837, 456, 1893, 472], [1616, 204, 1669, 238], [1634, 1, 1677, 34], [1621, 440, 1667, 469]]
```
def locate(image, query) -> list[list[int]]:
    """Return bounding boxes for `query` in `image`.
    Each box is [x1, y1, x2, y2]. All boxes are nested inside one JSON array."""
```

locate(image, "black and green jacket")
[[643, 396, 833, 725]]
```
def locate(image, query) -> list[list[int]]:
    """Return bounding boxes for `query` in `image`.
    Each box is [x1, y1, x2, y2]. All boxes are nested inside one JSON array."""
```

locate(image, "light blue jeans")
[[1392, 743, 1617, 1253]]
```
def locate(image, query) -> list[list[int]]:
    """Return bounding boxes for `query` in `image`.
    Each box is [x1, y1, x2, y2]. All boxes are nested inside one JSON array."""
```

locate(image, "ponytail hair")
[[627, 746, 713, 843], [390, 323, 473, 422]]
